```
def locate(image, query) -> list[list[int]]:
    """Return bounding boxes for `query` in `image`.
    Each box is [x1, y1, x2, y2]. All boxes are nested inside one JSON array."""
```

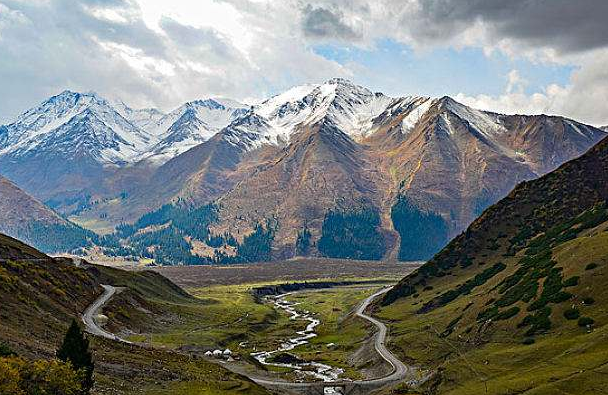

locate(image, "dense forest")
[[100, 202, 275, 265], [318, 208, 385, 260], [14, 222, 96, 253], [100, 202, 218, 264], [215, 223, 275, 264], [115, 202, 218, 240], [391, 195, 449, 261]]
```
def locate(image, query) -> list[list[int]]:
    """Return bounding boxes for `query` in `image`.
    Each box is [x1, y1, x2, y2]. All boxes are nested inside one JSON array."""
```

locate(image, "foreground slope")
[[377, 136, 608, 394], [0, 233, 271, 394]]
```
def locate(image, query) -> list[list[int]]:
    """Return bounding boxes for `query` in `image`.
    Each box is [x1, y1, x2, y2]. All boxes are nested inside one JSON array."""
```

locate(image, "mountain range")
[[0, 79, 605, 261], [377, 115, 608, 394]]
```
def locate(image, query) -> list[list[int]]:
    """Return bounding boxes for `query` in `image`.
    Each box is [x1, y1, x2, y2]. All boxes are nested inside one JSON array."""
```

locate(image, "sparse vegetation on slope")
[[14, 221, 97, 254], [0, 355, 84, 395], [0, 232, 272, 395], [0, 175, 95, 253], [100, 202, 279, 265]]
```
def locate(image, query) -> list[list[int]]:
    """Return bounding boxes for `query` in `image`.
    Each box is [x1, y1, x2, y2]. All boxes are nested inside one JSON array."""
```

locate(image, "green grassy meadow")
[[377, 221, 608, 395], [104, 276, 394, 382]]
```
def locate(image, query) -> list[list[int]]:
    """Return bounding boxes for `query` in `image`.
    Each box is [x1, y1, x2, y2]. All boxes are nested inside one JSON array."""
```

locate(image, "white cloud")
[[456, 50, 608, 126], [505, 70, 526, 94], [0, 0, 607, 126]]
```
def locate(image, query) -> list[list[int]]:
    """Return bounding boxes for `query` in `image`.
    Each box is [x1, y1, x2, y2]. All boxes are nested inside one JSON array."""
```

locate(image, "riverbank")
[[251, 293, 346, 381]]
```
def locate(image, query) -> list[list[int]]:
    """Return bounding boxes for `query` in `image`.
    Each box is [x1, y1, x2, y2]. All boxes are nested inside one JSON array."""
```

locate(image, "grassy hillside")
[[0, 235, 100, 358], [378, 137, 608, 394], [0, 233, 271, 395]]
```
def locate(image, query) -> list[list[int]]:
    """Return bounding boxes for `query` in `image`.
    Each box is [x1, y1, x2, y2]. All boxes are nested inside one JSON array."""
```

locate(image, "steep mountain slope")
[[368, 96, 605, 259], [0, 235, 100, 358], [211, 119, 388, 259], [0, 232, 49, 261], [179, 84, 604, 262], [377, 135, 608, 394], [0, 175, 95, 253], [0, 234, 271, 394]]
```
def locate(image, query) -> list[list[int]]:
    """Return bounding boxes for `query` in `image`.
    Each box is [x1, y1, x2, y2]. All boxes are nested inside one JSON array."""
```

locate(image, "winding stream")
[[250, 293, 345, 382]]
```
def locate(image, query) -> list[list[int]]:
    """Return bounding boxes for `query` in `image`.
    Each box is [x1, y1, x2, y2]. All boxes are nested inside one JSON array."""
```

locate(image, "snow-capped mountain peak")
[[0, 90, 155, 164], [437, 96, 507, 137], [230, 78, 395, 150], [111, 99, 165, 134], [139, 97, 249, 163]]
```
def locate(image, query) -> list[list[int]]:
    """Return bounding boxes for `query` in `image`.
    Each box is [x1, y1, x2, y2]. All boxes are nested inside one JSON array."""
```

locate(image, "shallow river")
[[250, 293, 345, 382]]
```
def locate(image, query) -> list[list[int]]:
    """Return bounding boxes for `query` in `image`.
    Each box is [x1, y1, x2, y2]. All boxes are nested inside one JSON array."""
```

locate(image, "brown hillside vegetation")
[[378, 136, 608, 394]]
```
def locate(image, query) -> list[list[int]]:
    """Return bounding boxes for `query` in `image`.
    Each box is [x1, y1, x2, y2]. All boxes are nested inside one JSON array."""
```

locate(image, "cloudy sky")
[[1, 0, 607, 126]]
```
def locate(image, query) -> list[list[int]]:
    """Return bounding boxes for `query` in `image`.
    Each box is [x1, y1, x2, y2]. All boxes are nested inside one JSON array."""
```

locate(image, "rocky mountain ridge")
[[0, 79, 605, 262]]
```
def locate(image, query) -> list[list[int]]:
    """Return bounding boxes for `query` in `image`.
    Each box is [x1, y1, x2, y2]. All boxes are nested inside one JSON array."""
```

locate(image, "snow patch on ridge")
[[442, 97, 506, 137], [401, 98, 435, 134], [237, 78, 394, 150]]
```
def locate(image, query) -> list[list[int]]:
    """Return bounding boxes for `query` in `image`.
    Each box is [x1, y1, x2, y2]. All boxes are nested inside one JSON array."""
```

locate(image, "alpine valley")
[[0, 78, 605, 263]]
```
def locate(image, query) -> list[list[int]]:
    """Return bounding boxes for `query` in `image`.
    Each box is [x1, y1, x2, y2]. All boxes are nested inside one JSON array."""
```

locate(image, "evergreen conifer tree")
[[57, 319, 94, 394]]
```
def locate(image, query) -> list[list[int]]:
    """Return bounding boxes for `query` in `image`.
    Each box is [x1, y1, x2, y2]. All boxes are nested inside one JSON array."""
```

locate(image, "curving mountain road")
[[82, 284, 131, 344], [353, 287, 408, 384], [250, 287, 410, 391]]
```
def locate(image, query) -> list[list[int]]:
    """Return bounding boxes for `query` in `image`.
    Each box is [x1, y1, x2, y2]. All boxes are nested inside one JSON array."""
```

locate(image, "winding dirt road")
[[82, 284, 131, 344], [353, 287, 408, 384], [250, 287, 409, 391]]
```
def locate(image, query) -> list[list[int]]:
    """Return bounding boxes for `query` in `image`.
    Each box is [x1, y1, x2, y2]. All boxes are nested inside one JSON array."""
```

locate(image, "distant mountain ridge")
[[0, 91, 248, 166], [0, 79, 605, 262], [0, 175, 94, 253]]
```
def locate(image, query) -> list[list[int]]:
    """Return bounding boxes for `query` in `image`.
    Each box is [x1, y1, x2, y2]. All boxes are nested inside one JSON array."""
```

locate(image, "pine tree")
[[57, 319, 94, 394], [295, 226, 311, 256]]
